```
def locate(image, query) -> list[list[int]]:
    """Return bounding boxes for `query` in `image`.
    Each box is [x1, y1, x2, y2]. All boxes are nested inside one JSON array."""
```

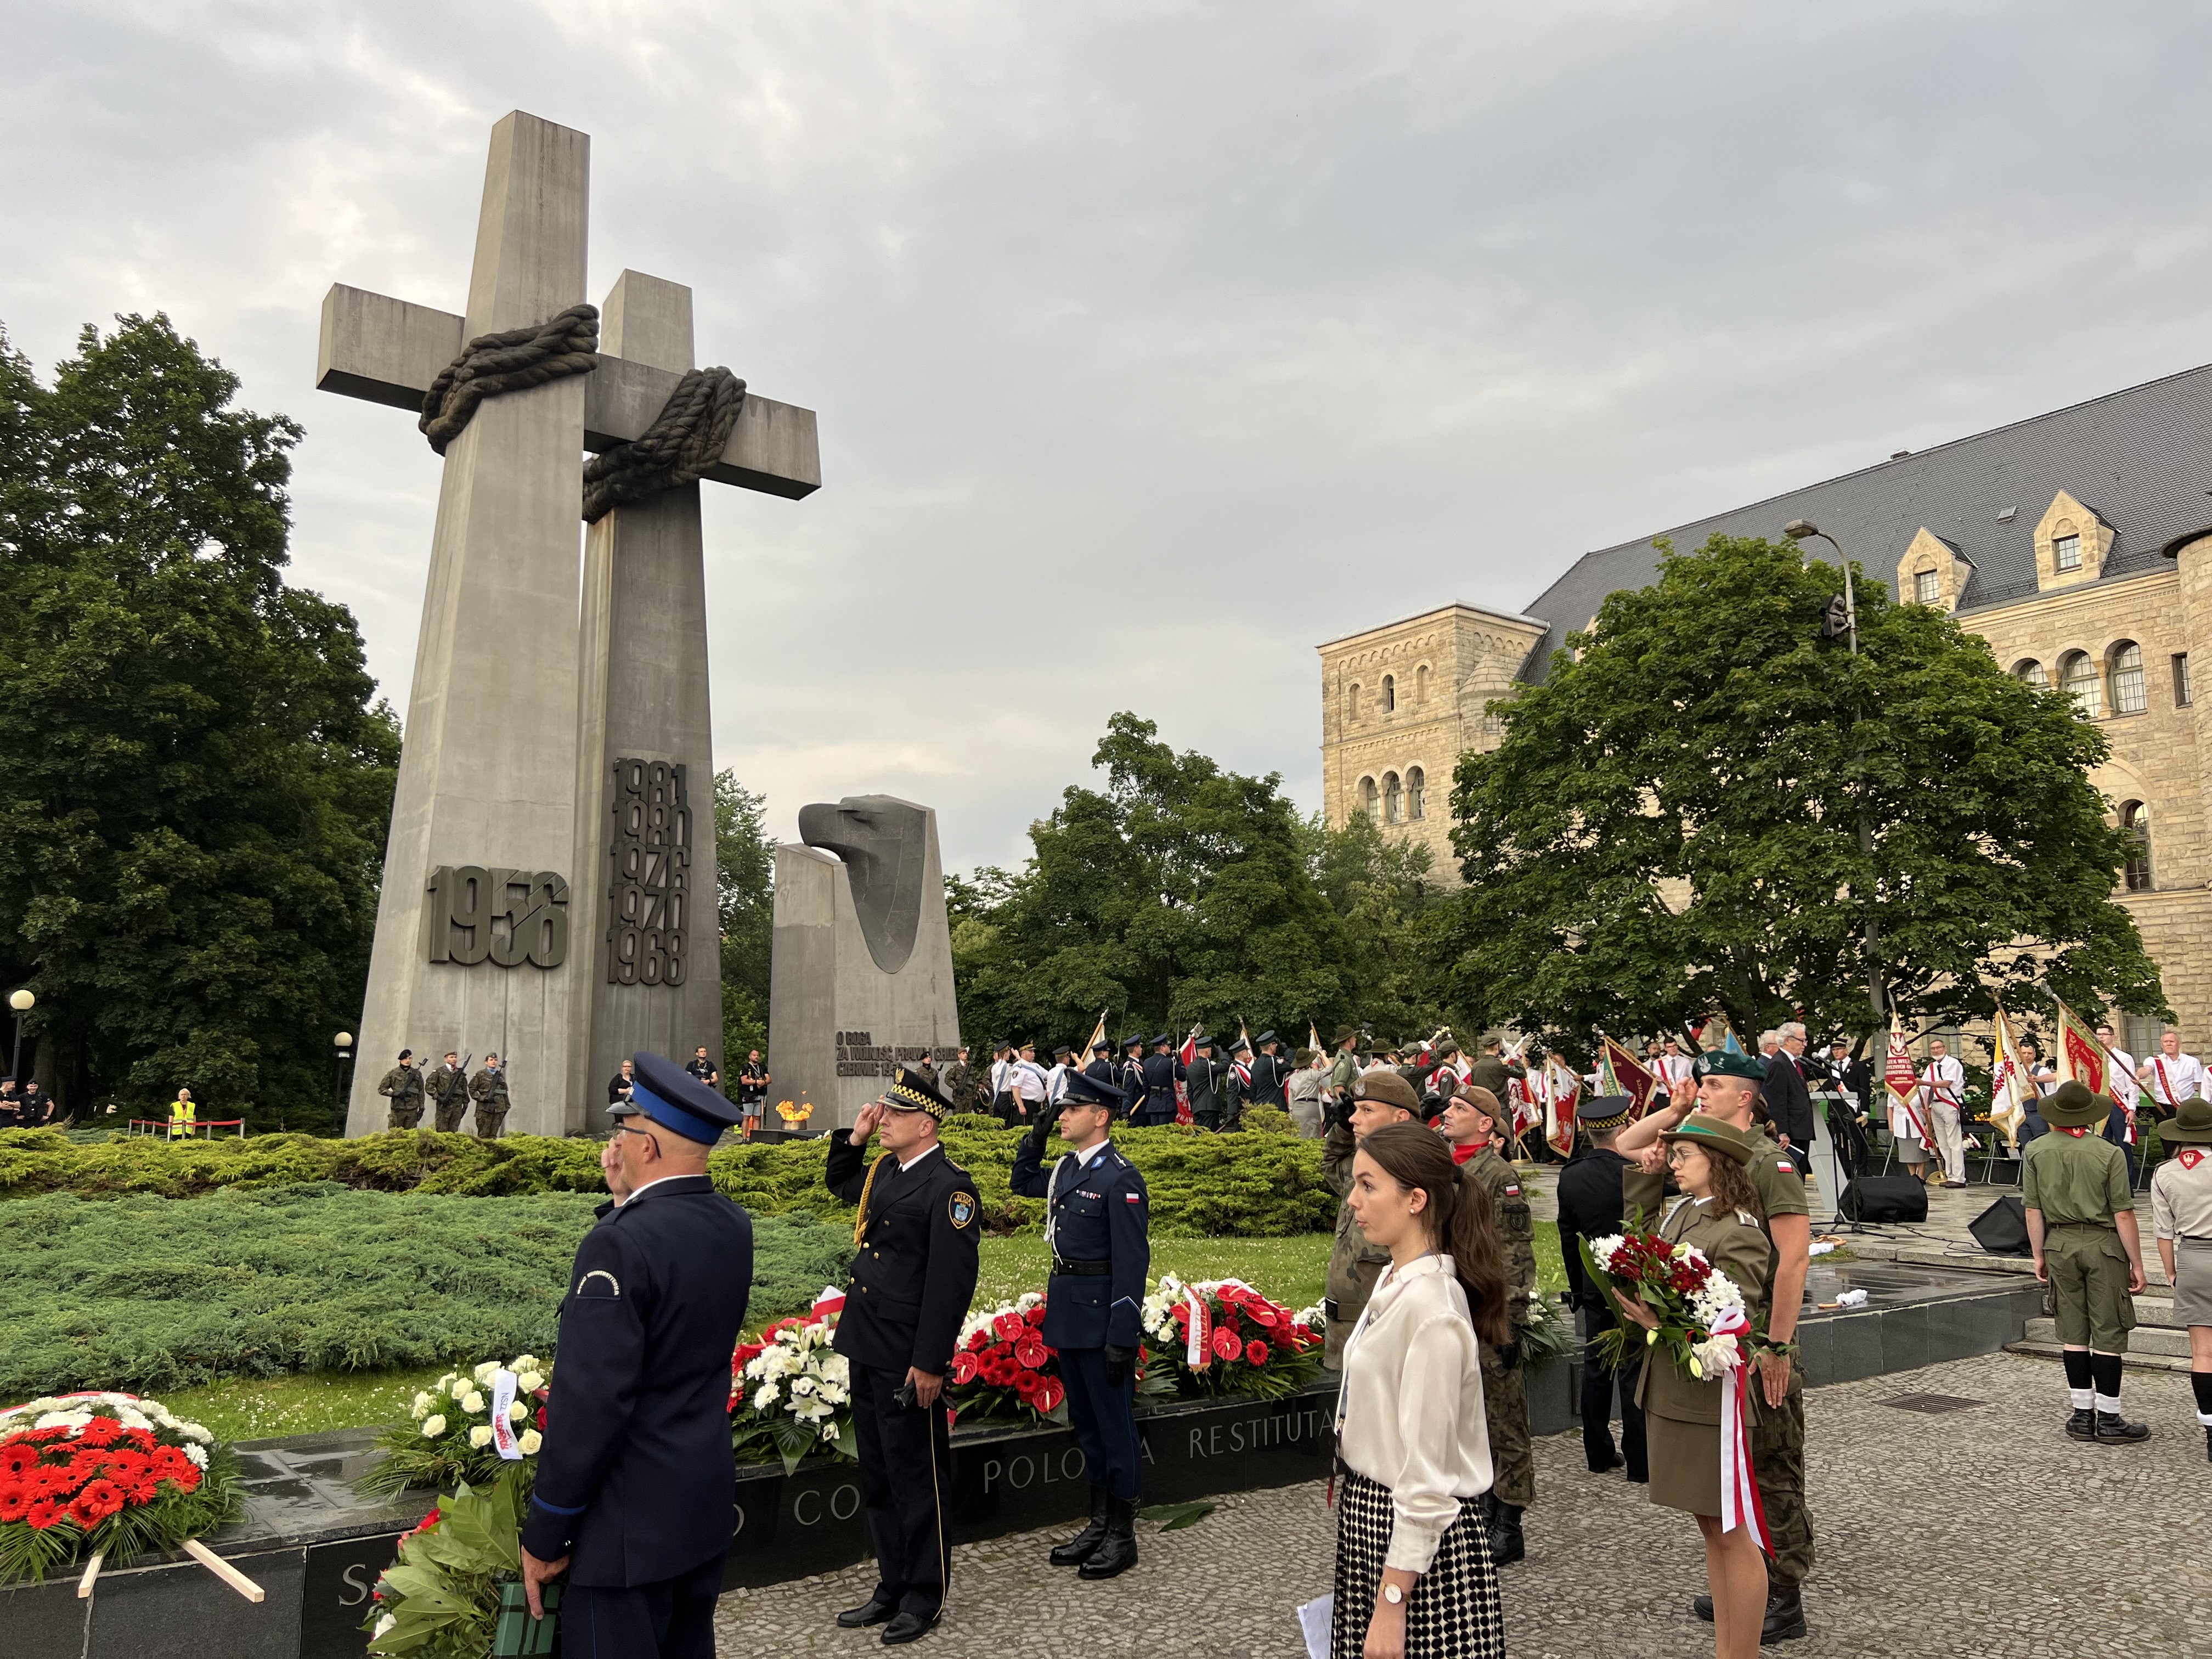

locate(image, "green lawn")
[[163, 1363, 457, 1444]]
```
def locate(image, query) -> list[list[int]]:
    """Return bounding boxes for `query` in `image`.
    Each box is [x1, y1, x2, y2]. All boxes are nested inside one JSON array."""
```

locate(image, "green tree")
[[0, 315, 399, 1125], [1446, 534, 2167, 1056], [952, 713, 1356, 1047], [715, 770, 774, 1062], [1300, 809, 1470, 1045]]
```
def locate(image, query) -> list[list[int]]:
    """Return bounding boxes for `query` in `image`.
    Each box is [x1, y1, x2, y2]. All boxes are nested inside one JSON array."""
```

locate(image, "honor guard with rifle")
[[1009, 1066, 1150, 1577], [469, 1054, 511, 1139], [427, 1051, 470, 1133], [377, 1050, 425, 1131]]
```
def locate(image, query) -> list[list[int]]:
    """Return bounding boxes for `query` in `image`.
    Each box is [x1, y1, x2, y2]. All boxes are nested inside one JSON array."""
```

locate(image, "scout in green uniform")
[[1455, 1085, 1538, 1566], [1617, 1045, 1815, 1645], [376, 1049, 425, 1130], [2024, 1080, 2151, 1443]]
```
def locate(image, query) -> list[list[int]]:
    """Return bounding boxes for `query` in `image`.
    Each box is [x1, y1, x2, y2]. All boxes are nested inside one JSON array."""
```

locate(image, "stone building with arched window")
[[1318, 362, 2212, 1052]]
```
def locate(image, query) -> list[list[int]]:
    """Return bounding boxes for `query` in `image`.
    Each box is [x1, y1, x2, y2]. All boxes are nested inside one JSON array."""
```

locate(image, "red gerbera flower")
[[69, 1480, 125, 1528], [1026, 1305, 1047, 1327], [1011, 1370, 1043, 1399], [76, 1418, 123, 1448], [1245, 1340, 1270, 1367], [0, 1477, 30, 1522], [25, 1497, 64, 1530], [1, 1444, 32, 1479]]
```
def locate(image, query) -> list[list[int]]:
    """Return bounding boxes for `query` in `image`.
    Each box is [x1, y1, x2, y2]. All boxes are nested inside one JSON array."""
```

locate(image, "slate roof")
[[1514, 361, 2212, 682]]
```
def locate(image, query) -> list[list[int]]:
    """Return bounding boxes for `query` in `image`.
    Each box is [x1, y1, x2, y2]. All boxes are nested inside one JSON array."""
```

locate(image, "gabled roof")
[[1514, 362, 2212, 682]]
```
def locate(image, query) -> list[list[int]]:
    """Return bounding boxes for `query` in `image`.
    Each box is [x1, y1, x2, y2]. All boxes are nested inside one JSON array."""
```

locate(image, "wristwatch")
[[1382, 1584, 1403, 1605]]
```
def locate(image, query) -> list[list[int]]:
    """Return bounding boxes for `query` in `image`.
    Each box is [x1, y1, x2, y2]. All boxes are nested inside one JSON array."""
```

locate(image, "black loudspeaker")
[[1970, 1194, 2032, 1256], [1839, 1175, 1928, 1224]]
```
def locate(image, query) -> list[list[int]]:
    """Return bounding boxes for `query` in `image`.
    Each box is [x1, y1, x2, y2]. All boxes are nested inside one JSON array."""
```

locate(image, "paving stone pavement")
[[713, 1351, 2210, 1658]]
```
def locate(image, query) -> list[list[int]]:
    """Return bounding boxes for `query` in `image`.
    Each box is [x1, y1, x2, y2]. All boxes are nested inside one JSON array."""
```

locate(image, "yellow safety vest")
[[171, 1099, 194, 1138]]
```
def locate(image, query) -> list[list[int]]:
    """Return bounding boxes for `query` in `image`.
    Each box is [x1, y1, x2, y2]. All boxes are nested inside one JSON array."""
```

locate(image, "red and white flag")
[[1543, 1055, 1579, 1159], [1175, 1026, 1196, 1125], [1987, 1005, 2033, 1153], [1883, 1013, 1933, 1146]]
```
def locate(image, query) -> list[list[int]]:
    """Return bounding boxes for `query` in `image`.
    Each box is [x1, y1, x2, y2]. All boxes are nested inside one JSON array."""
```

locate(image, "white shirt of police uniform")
[[1012, 1059, 1049, 1104], [2145, 1051, 2211, 1107], [1043, 1062, 1071, 1104]]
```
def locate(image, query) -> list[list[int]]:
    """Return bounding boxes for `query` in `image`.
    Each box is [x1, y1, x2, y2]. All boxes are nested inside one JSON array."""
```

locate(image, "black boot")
[[2203, 1426, 2211, 1464], [1049, 1485, 1110, 1566], [2094, 1410, 2151, 1444], [1760, 1583, 1808, 1643], [1077, 1495, 1139, 1579], [1486, 1501, 1525, 1566], [2064, 1408, 2097, 1442]]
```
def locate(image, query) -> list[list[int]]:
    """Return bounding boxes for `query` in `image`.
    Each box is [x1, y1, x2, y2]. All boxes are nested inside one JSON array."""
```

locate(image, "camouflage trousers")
[[433, 1099, 468, 1133], [1481, 1343, 1534, 1508], [386, 1103, 423, 1131], [1750, 1359, 1815, 1588], [473, 1107, 509, 1140]]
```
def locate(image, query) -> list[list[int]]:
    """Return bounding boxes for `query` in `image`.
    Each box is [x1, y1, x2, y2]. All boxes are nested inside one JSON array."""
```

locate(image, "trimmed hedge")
[[0, 1119, 1335, 1238], [0, 1187, 854, 1398]]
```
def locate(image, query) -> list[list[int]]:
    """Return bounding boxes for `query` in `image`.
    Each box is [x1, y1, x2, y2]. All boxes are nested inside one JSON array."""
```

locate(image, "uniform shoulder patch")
[[577, 1268, 622, 1297], [1124, 1190, 1142, 1204], [1503, 1183, 1522, 1197], [948, 1191, 978, 1229]]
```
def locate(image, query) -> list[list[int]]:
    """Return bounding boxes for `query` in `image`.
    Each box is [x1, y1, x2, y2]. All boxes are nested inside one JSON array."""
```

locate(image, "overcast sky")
[[9, 2, 2212, 873]]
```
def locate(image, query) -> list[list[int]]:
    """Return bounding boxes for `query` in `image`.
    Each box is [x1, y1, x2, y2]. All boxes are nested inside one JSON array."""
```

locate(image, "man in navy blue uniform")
[[1248, 1031, 1290, 1110], [1118, 1035, 1148, 1115], [1008, 1066, 1150, 1576], [1082, 1038, 1117, 1087], [1136, 1033, 1179, 1126], [823, 1065, 982, 1644], [519, 1051, 754, 1658]]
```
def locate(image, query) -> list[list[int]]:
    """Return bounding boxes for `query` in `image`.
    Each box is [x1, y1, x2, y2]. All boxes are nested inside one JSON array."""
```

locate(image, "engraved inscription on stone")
[[834, 1029, 935, 1079], [424, 866, 570, 968], [606, 759, 691, 987]]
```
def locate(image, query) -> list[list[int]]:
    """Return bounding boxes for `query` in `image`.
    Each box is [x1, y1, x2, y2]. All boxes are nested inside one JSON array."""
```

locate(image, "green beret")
[[1693, 1048, 1768, 1084]]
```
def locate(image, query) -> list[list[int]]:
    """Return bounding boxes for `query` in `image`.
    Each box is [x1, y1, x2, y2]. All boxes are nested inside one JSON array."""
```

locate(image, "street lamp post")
[[8, 989, 33, 1084], [1781, 519, 1884, 1031], [333, 1031, 355, 1133]]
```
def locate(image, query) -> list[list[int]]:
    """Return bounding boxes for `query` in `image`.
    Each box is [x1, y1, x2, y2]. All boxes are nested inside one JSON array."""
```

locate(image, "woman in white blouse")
[[1334, 1122, 1513, 1659]]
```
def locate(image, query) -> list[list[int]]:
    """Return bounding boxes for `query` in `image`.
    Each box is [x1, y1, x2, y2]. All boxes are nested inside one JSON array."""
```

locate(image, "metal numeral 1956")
[[424, 866, 570, 968]]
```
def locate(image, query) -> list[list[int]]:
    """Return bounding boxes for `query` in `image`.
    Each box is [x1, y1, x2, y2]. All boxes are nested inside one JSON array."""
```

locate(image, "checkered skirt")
[[1330, 1471, 1504, 1659]]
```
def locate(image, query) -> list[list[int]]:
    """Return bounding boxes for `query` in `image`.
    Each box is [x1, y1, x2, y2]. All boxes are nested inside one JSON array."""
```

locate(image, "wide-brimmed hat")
[[2162, 1098, 2212, 1144], [2041, 1079, 2112, 1130], [1333, 1023, 1359, 1045], [1658, 1111, 1758, 1166]]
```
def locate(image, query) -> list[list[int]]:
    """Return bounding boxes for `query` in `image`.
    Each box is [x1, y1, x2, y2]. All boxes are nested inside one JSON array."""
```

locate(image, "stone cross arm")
[[315, 283, 820, 499]]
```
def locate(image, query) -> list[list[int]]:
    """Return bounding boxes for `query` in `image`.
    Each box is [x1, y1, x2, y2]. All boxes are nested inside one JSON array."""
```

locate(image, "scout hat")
[[1352, 1069, 1420, 1113], [1577, 1094, 1633, 1132], [2160, 1098, 2212, 1144], [1333, 1023, 1359, 1045], [612, 1051, 742, 1143], [2041, 1079, 2112, 1130], [1658, 1111, 1758, 1165], [881, 1063, 956, 1124], [1693, 1048, 1768, 1084]]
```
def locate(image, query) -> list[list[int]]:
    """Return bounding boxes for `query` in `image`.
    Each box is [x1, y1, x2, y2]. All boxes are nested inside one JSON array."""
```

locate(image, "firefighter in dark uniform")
[[1009, 1066, 1150, 1576], [1119, 1035, 1148, 1116], [1184, 1032, 1225, 1131], [518, 1052, 754, 1658], [1137, 1033, 1178, 1126], [824, 1065, 983, 1645], [1082, 1039, 1118, 1087], [1249, 1031, 1290, 1110]]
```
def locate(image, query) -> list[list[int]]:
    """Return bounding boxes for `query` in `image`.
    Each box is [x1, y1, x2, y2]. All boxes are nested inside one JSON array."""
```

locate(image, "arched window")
[[1347, 683, 1362, 725], [2121, 800, 2153, 891], [2060, 651, 2102, 718], [2109, 641, 2147, 715], [2013, 659, 2049, 691], [1358, 776, 1377, 818], [1415, 664, 1431, 706], [1407, 766, 1425, 820], [1381, 772, 1402, 823], [1914, 568, 1939, 604], [1381, 674, 1396, 714]]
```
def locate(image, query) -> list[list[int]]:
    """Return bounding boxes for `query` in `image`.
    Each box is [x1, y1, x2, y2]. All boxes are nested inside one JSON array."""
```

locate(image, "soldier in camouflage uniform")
[[1457, 1085, 1538, 1565], [1618, 1045, 1815, 1644], [376, 1050, 425, 1131], [940, 1046, 980, 1114], [1321, 1070, 1421, 1368], [426, 1051, 470, 1133], [469, 1054, 511, 1139]]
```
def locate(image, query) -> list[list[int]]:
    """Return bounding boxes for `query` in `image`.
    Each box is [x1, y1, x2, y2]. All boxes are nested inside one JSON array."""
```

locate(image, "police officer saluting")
[[519, 1052, 754, 1658], [1009, 1068, 1150, 1577], [825, 1065, 983, 1644]]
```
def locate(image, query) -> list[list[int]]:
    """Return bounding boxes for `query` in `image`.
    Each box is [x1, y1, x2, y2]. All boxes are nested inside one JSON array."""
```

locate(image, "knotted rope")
[[581, 366, 747, 522], [417, 304, 601, 455]]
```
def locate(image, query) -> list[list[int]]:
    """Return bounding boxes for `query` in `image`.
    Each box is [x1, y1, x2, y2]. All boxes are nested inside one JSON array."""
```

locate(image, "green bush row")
[[0, 1118, 1336, 1238], [0, 1187, 854, 1399]]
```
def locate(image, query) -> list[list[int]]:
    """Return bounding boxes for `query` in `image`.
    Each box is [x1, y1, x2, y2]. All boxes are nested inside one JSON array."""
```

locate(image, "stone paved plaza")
[[714, 1352, 2209, 1658]]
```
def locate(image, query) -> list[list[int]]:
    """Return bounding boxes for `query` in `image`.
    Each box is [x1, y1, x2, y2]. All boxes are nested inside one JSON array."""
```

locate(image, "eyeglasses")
[[1666, 1144, 1700, 1164], [612, 1123, 659, 1146]]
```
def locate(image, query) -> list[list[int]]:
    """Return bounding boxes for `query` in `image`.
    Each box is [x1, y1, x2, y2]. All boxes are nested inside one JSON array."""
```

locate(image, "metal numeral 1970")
[[424, 867, 570, 968]]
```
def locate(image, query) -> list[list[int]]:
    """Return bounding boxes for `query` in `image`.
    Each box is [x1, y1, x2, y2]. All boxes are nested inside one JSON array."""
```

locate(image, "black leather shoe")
[[881, 1610, 936, 1645], [2094, 1410, 2151, 1444], [2064, 1408, 2097, 1442], [1586, 1447, 1624, 1474], [2203, 1426, 2211, 1464], [837, 1595, 899, 1629], [1051, 1484, 1110, 1566], [1077, 1495, 1140, 1579], [1761, 1584, 1808, 1643], [1486, 1501, 1524, 1566], [1692, 1593, 1715, 1622]]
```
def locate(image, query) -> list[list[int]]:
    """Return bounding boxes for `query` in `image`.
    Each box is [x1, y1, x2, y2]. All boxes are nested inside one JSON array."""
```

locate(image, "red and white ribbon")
[[1713, 1310, 1771, 1552], [490, 1368, 522, 1460], [1184, 1286, 1210, 1368]]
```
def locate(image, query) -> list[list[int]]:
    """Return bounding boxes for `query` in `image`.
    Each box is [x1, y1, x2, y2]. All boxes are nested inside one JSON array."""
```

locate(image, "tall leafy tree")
[[0, 315, 399, 1124], [715, 770, 774, 1062], [1446, 534, 2168, 1055], [952, 713, 1356, 1047], [1300, 810, 1470, 1045]]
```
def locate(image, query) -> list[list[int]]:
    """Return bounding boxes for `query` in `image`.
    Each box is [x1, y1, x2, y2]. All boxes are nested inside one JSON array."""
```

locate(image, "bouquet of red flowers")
[[946, 1294, 1069, 1424], [1578, 1227, 1758, 1383], [1140, 1277, 1322, 1400], [0, 1391, 240, 1584]]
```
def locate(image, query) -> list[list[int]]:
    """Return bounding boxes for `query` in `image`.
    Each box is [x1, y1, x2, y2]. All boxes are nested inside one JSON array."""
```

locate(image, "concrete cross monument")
[[317, 110, 820, 1135]]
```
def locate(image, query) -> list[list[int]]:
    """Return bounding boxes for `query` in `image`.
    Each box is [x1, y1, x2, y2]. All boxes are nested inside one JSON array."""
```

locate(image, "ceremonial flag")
[[1081, 1009, 1108, 1065], [1544, 1054, 1579, 1159], [2051, 996, 2108, 1096], [1175, 1026, 1195, 1125], [1233, 1020, 1254, 1095], [1987, 1005, 2032, 1154], [1309, 1022, 1324, 1063], [1883, 1013, 1933, 1146], [1598, 1034, 1657, 1119]]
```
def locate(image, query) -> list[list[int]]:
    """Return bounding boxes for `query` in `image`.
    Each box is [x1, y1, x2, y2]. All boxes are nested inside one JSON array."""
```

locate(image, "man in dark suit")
[[520, 1051, 754, 1658], [824, 1065, 982, 1644], [1555, 1096, 1646, 1481], [1765, 1022, 1818, 1176], [1009, 1067, 1150, 1576], [1813, 1037, 1875, 1176]]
